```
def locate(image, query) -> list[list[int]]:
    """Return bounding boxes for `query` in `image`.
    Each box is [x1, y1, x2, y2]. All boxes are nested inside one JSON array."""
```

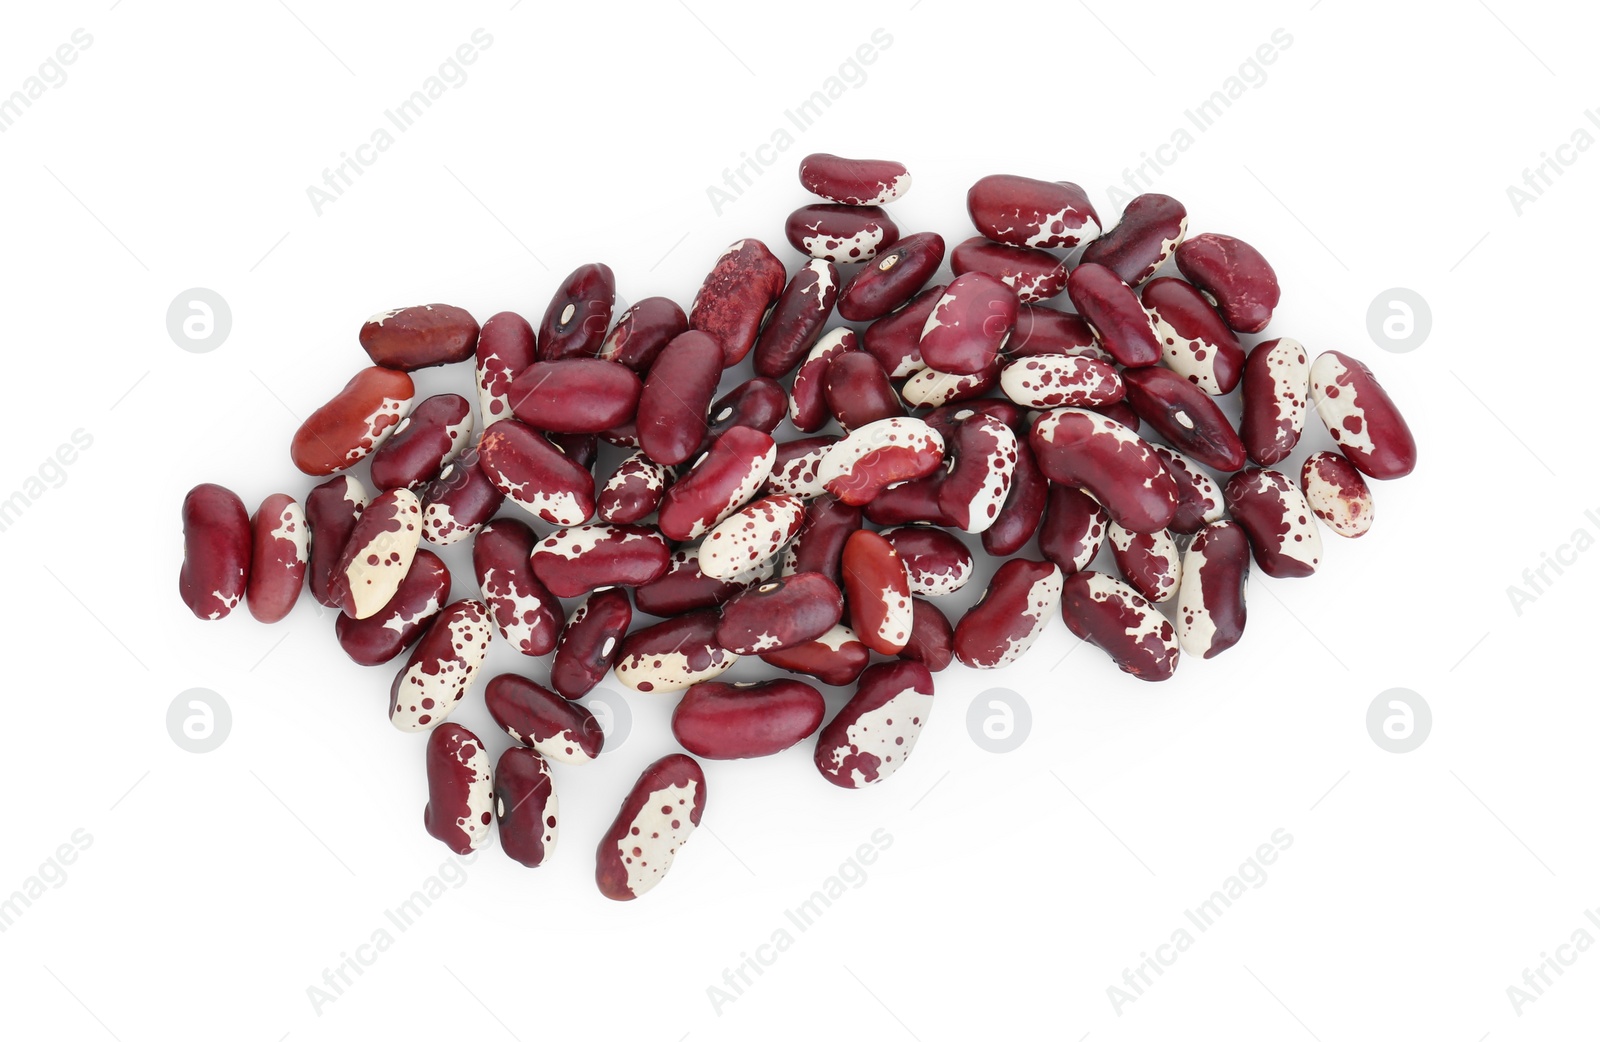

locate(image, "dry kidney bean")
[[1224, 468, 1322, 578], [1141, 277, 1245, 395], [999, 355, 1124, 409], [815, 660, 934, 788], [1066, 264, 1163, 368], [1061, 571, 1179, 681], [547, 432, 599, 470], [967, 175, 1099, 249], [361, 304, 479, 370], [1030, 408, 1179, 533], [1308, 351, 1417, 480], [614, 611, 738, 693], [900, 599, 955, 672], [599, 296, 688, 373], [838, 232, 945, 321], [950, 237, 1070, 302], [1091, 400, 1143, 432], [789, 328, 856, 432], [529, 524, 671, 598], [423, 723, 493, 854], [474, 311, 537, 427], [841, 530, 913, 655], [1176, 520, 1249, 660], [983, 439, 1048, 557], [291, 366, 414, 476], [706, 378, 787, 446], [779, 495, 860, 583], [937, 413, 1018, 534], [954, 558, 1063, 669], [538, 263, 615, 361], [1039, 483, 1109, 575], [246, 493, 307, 623], [420, 447, 503, 545], [598, 450, 673, 525], [638, 330, 723, 465], [880, 526, 973, 596], [1301, 451, 1374, 538], [690, 239, 787, 366], [818, 416, 944, 506], [699, 494, 805, 581], [1239, 337, 1309, 466], [1121, 366, 1247, 472], [901, 362, 1001, 409], [180, 483, 252, 620], [508, 358, 642, 434], [472, 519, 561, 657], [672, 679, 826, 759], [1006, 305, 1106, 360], [861, 472, 948, 527], [389, 599, 492, 731], [799, 153, 911, 205], [1081, 193, 1187, 286], [863, 284, 943, 376], [1108, 522, 1180, 603], [494, 747, 557, 868], [825, 350, 904, 430], [595, 754, 705, 901], [785, 203, 899, 262], [1151, 445, 1225, 535], [306, 474, 368, 606], [549, 587, 632, 699], [370, 393, 473, 491], [635, 545, 767, 618], [329, 487, 422, 620], [760, 624, 871, 687], [485, 674, 604, 764], [658, 426, 775, 542], [335, 548, 450, 665], [1174, 233, 1279, 334], [766, 435, 838, 498], [923, 400, 1027, 438], [752, 259, 839, 379], [919, 272, 1018, 376], [716, 572, 843, 654], [478, 420, 596, 526]]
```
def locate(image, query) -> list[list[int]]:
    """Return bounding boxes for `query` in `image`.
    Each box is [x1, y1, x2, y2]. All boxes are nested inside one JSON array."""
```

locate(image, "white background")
[[1, 0, 1595, 1039]]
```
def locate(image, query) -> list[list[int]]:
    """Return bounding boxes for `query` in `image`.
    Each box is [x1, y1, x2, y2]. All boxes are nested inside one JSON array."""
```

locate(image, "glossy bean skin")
[[595, 754, 705, 901], [1091, 401, 1143, 433], [1121, 366, 1247, 472], [785, 203, 899, 263], [999, 355, 1124, 409], [336, 549, 450, 666], [1174, 233, 1280, 334], [881, 527, 973, 596], [370, 393, 474, 491], [485, 674, 604, 764], [598, 297, 688, 373], [1060, 571, 1179, 682], [538, 263, 616, 361], [597, 451, 672, 525], [818, 416, 944, 506], [672, 680, 826, 759], [1039, 484, 1109, 575], [863, 284, 944, 376], [1224, 469, 1323, 578], [983, 439, 1048, 557], [546, 432, 599, 471], [967, 175, 1099, 249], [474, 311, 538, 427], [1239, 337, 1310, 466], [1301, 451, 1374, 538], [1308, 351, 1417, 480], [472, 519, 562, 657], [698, 494, 806, 581], [389, 600, 492, 731], [478, 420, 596, 526], [900, 363, 1001, 409], [549, 587, 632, 699], [1030, 408, 1179, 533], [765, 435, 839, 498], [423, 724, 494, 854], [838, 233, 945, 321], [180, 483, 252, 620], [638, 331, 723, 465], [613, 611, 738, 693], [1080, 193, 1187, 286], [789, 328, 857, 432], [861, 473, 948, 527], [1151, 445, 1225, 535], [1108, 523, 1180, 603], [900, 599, 955, 672], [1006, 305, 1106, 361], [690, 239, 787, 367], [494, 747, 558, 868], [841, 530, 913, 655], [508, 358, 642, 434], [937, 413, 1018, 535], [246, 493, 307, 623], [950, 237, 1069, 303], [716, 572, 843, 654], [799, 153, 911, 205], [361, 304, 479, 370], [825, 351, 904, 430], [658, 427, 775, 542], [752, 259, 840, 379], [634, 545, 767, 618], [420, 448, 504, 545], [954, 558, 1063, 669], [779, 495, 860, 584], [1065, 264, 1162, 368], [1176, 521, 1249, 660], [529, 523, 671, 598], [704, 379, 787, 449], [305, 475, 368, 607], [814, 660, 935, 788], [1142, 278, 1245, 395], [291, 366, 415, 476], [328, 488, 422, 620], [924, 400, 1028, 439], [919, 272, 1018, 376], [760, 625, 871, 687]]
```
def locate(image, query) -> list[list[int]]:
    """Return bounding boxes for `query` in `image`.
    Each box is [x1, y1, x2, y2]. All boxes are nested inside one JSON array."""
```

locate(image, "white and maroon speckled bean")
[[595, 754, 706, 901], [485, 674, 604, 764], [472, 519, 562, 657], [799, 153, 911, 206], [697, 494, 806, 581], [1150, 445, 1225, 535], [1108, 522, 1180, 603], [1176, 521, 1250, 660], [817, 417, 945, 507], [1301, 450, 1374, 538], [389, 599, 492, 731], [999, 354, 1124, 410], [423, 723, 493, 854], [1060, 571, 1179, 682], [329, 487, 422, 620], [900, 363, 1001, 409], [1142, 277, 1245, 395], [474, 311, 537, 426], [1239, 337, 1310, 467], [246, 493, 307, 623], [529, 523, 671, 598], [953, 558, 1063, 669], [880, 527, 974, 597], [597, 450, 673, 525], [1308, 351, 1417, 480], [613, 611, 739, 693], [841, 530, 913, 655], [814, 660, 934, 788], [789, 328, 857, 433], [494, 747, 558, 868], [1224, 469, 1322, 579]]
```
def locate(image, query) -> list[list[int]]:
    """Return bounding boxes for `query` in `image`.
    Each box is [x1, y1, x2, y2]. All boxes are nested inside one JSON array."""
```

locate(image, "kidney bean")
[[529, 523, 671, 598], [478, 420, 596, 526], [503, 359, 641, 435], [705, 378, 787, 445], [635, 545, 768, 618], [752, 260, 839, 379], [765, 435, 839, 498], [1301, 451, 1374, 538], [690, 239, 787, 366], [818, 416, 945, 506], [1080, 193, 1187, 286], [370, 393, 473, 492], [863, 284, 944, 376], [328, 487, 422, 620], [1224, 468, 1323, 578], [423, 723, 494, 854], [361, 304, 479, 370], [698, 494, 806, 581], [672, 679, 826, 760], [861, 473, 949, 527], [1141, 278, 1245, 396], [599, 296, 688, 373], [880, 527, 973, 596], [306, 475, 368, 607], [1309, 351, 1417, 480], [471, 519, 561, 656], [637, 330, 723, 465], [1006, 305, 1107, 361], [1121, 366, 1247, 472], [1039, 484, 1109, 575], [291, 366, 415, 476], [1151, 445, 1225, 535], [760, 624, 871, 687], [841, 530, 913, 655], [614, 611, 738, 693], [937, 413, 1018, 534], [1176, 520, 1249, 660], [983, 439, 1048, 557], [954, 558, 1063, 669], [1090, 400, 1142, 432], [1239, 337, 1310, 466], [494, 747, 558, 868], [246, 494, 307, 623], [179, 483, 251, 620], [714, 572, 843, 655], [919, 272, 1018, 376], [815, 660, 934, 788], [967, 175, 1100, 249], [1000, 355, 1124, 409], [923, 400, 1029, 439], [1065, 263, 1162, 368], [779, 495, 861, 584], [1060, 571, 1179, 682], [596, 753, 706, 901], [1030, 408, 1179, 533], [420, 447, 503, 545], [658, 426, 775, 541], [537, 263, 615, 361], [1108, 522, 1180, 603], [550, 587, 632, 700], [390, 599, 492, 731], [1174, 233, 1279, 334], [900, 599, 955, 672], [785, 203, 899, 263], [486, 674, 604, 764], [838, 232, 945, 321], [900, 362, 1001, 409], [474, 311, 538, 427], [825, 351, 905, 430], [336, 549, 450, 665], [598, 451, 673, 524], [789, 328, 857, 432], [950, 237, 1070, 303], [799, 153, 911, 205]]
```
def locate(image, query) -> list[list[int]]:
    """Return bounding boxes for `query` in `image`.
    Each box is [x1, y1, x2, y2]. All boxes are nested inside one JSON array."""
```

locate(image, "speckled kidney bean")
[[423, 723, 493, 854], [760, 624, 871, 687], [361, 304, 479, 371], [863, 284, 943, 376], [536, 263, 615, 361], [474, 311, 537, 427], [1151, 445, 1225, 535], [841, 530, 913, 655], [900, 599, 955, 672], [328, 487, 421, 620], [1309, 351, 1417, 480], [486, 674, 604, 764], [818, 416, 944, 506], [1301, 451, 1374, 538], [1065, 263, 1162, 369], [1030, 408, 1178, 533], [549, 587, 632, 699], [614, 611, 738, 693], [335, 548, 450, 666], [837, 232, 945, 321], [1080, 193, 1187, 286], [815, 660, 934, 788], [635, 545, 766, 618], [799, 153, 911, 205], [779, 495, 860, 583], [420, 447, 503, 545], [180, 483, 251, 620], [1176, 520, 1249, 660], [765, 435, 838, 497], [825, 350, 904, 430], [919, 272, 1018, 376], [508, 359, 642, 435], [1108, 522, 1180, 603], [967, 175, 1099, 249], [637, 330, 723, 465], [1224, 468, 1322, 578], [291, 366, 414, 476], [983, 440, 1048, 557], [999, 354, 1124, 410], [599, 296, 688, 373], [658, 426, 775, 542], [698, 494, 806, 581], [494, 747, 557, 868], [789, 328, 857, 432], [705, 379, 787, 448], [598, 451, 673, 524], [936, 413, 1017, 534], [954, 558, 1063, 669], [900, 362, 1001, 409], [690, 239, 787, 367], [246, 493, 307, 623], [1174, 233, 1280, 334], [478, 420, 595, 526], [472, 519, 561, 657], [306, 474, 368, 606], [529, 523, 671, 598], [1239, 337, 1309, 466], [1090, 400, 1143, 432], [1142, 277, 1245, 395], [1121, 366, 1247, 472], [595, 753, 706, 901], [673, 679, 826, 760], [389, 599, 492, 731], [923, 400, 1028, 438], [370, 393, 473, 491], [1061, 571, 1179, 681], [1006, 305, 1107, 361], [1039, 483, 1109, 575], [950, 237, 1070, 303], [785, 203, 900, 263], [880, 527, 973, 596], [752, 259, 839, 379], [715, 572, 843, 654]]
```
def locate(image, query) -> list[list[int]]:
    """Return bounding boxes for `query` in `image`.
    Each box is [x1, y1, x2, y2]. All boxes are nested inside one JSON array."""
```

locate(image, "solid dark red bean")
[[1005, 305, 1106, 361], [880, 526, 973, 596], [246, 493, 307, 624], [508, 358, 642, 434], [785, 204, 899, 263], [950, 237, 1069, 302], [598, 296, 688, 373], [327, 487, 422, 620], [361, 304, 479, 371], [814, 660, 935, 788], [474, 311, 537, 427], [967, 175, 1100, 249], [1039, 483, 1109, 575], [537, 263, 616, 361], [789, 328, 856, 432], [389, 599, 492, 730], [689, 239, 787, 367], [472, 519, 562, 657], [779, 495, 860, 584], [420, 447, 503, 546], [715, 572, 843, 654], [494, 747, 557, 868], [369, 393, 473, 491], [704, 378, 787, 444], [824, 350, 904, 430], [637, 330, 723, 465], [672, 680, 826, 760], [1121, 366, 1247, 472], [1029, 408, 1179, 534], [954, 558, 1063, 669], [1065, 263, 1162, 368], [613, 610, 737, 693], [841, 530, 913, 655], [1176, 520, 1249, 659], [335, 548, 451, 666], [918, 272, 1018, 376], [1174, 233, 1280, 334], [1239, 337, 1309, 467], [529, 523, 671, 598], [1224, 469, 1322, 578], [1060, 571, 1179, 682], [306, 474, 368, 606], [658, 426, 775, 542], [899, 599, 955, 672], [862, 283, 944, 376], [423, 723, 493, 854], [837, 232, 945, 321], [485, 674, 604, 763], [860, 473, 949, 527], [180, 483, 252, 620], [549, 587, 632, 700], [1141, 277, 1245, 395], [595, 754, 705, 901], [291, 366, 415, 476], [982, 439, 1048, 557], [597, 450, 672, 525], [799, 153, 911, 205], [478, 420, 596, 526], [1080, 193, 1188, 286], [760, 625, 871, 687], [752, 259, 839, 379], [634, 545, 764, 618]]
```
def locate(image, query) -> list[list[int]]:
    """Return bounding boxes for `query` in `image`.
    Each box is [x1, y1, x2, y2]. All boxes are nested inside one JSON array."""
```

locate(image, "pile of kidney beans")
[[178, 153, 1416, 900]]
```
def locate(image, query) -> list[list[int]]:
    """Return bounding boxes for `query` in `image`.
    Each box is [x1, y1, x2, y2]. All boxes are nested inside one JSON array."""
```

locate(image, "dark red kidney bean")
[[1039, 483, 1110, 575], [752, 259, 839, 379], [472, 519, 561, 657], [818, 417, 945, 506], [967, 175, 1100, 249], [291, 366, 415, 476], [614, 611, 737, 693], [306, 474, 368, 606], [635, 545, 764, 618], [478, 420, 596, 526], [761, 625, 871, 687], [1121, 366, 1247, 472], [838, 232, 945, 322], [508, 358, 642, 434], [1030, 408, 1179, 533], [1080, 193, 1188, 286], [530, 523, 671, 598], [799, 153, 911, 205], [423, 723, 493, 854], [598, 450, 672, 525], [1301, 451, 1374, 538], [545, 431, 599, 471], [537, 263, 616, 361], [919, 273, 1018, 376], [861, 473, 949, 527], [246, 493, 307, 623], [1108, 523, 1180, 603], [715, 572, 843, 654], [950, 237, 1069, 303], [673, 680, 826, 759], [420, 447, 503, 545], [1309, 351, 1417, 480], [390, 599, 492, 731], [1240, 337, 1309, 467], [983, 440, 1048, 557], [598, 296, 688, 373], [474, 311, 537, 427], [901, 361, 1002, 409], [1061, 571, 1179, 681], [1151, 445, 1225, 535], [1089, 400, 1142, 432], [550, 588, 632, 700], [779, 495, 860, 583], [863, 284, 944, 376], [328, 487, 422, 620], [881, 526, 973, 596], [704, 378, 787, 445], [689, 239, 787, 367], [658, 426, 776, 542], [1176, 520, 1249, 659], [815, 660, 934, 788], [900, 599, 955, 672], [789, 328, 856, 432], [699, 494, 806, 581], [825, 351, 904, 430], [370, 393, 473, 492], [180, 483, 251, 620], [937, 413, 1019, 534], [336, 549, 450, 665], [486, 674, 604, 764], [999, 355, 1124, 410], [1006, 305, 1106, 361], [1141, 277, 1245, 395], [361, 304, 479, 370], [1065, 264, 1162, 368], [595, 754, 706, 901], [954, 558, 1063, 669], [494, 747, 557, 868], [1174, 233, 1281, 334], [766, 435, 839, 497], [841, 530, 913, 655], [785, 204, 900, 263], [923, 400, 1029, 438], [638, 330, 723, 465], [1225, 468, 1323, 578]]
